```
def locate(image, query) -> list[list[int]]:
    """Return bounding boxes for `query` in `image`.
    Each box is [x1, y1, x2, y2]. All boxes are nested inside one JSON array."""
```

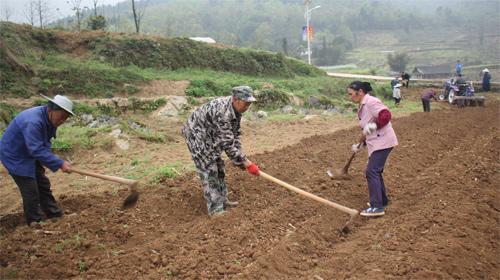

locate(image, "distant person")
[[348, 81, 398, 217], [482, 68, 491, 92], [0, 95, 74, 227], [390, 76, 399, 89], [455, 73, 466, 85], [392, 83, 402, 106], [401, 72, 410, 88], [421, 90, 439, 112], [455, 60, 462, 75], [182, 86, 260, 216]]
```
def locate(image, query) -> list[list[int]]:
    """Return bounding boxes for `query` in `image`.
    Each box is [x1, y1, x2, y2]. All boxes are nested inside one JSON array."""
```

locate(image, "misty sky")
[[0, 0, 126, 23]]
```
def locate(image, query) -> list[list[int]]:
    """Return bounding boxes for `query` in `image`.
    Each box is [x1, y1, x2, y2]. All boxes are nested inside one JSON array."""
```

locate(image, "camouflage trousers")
[[195, 158, 228, 215]]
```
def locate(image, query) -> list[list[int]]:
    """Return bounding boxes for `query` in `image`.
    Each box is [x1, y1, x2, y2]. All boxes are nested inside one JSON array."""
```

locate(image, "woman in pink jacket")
[[348, 81, 398, 217]]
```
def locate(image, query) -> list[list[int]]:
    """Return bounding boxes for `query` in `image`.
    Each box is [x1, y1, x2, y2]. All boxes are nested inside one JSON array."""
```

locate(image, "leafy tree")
[[88, 15, 106, 30], [387, 52, 410, 72]]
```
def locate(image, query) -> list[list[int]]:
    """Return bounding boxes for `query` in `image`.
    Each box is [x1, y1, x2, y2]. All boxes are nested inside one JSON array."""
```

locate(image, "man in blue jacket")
[[0, 95, 74, 227], [455, 60, 462, 75]]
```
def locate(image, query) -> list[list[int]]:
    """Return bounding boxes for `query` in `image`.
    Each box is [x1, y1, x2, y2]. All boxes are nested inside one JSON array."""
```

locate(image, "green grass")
[[78, 260, 88, 272], [149, 162, 184, 185], [267, 113, 303, 122], [122, 154, 194, 184], [35, 55, 145, 97], [384, 100, 424, 114], [52, 125, 112, 152]]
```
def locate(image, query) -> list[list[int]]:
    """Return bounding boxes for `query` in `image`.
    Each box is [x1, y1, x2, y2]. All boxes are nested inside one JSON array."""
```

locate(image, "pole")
[[306, 1, 311, 65]]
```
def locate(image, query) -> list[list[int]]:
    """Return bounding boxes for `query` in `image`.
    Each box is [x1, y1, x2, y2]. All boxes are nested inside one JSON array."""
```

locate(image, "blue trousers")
[[366, 148, 393, 208]]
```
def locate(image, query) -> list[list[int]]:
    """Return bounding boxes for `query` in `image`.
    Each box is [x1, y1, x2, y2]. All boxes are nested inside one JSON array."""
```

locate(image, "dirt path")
[[1, 98, 498, 279]]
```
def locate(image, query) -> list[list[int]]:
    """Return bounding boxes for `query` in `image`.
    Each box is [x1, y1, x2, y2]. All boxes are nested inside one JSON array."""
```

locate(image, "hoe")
[[71, 168, 139, 210], [259, 171, 358, 233], [326, 143, 362, 180]]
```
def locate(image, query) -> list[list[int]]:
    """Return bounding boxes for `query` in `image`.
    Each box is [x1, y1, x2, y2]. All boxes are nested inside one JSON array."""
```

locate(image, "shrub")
[[87, 15, 107, 30], [0, 103, 18, 124], [254, 89, 290, 110], [73, 102, 96, 115], [129, 97, 167, 112], [186, 79, 226, 97]]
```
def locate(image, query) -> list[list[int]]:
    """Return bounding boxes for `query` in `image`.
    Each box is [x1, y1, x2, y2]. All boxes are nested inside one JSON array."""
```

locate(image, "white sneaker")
[[360, 207, 385, 217]]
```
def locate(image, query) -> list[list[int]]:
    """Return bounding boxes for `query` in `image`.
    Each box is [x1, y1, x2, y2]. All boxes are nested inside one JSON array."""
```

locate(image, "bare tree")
[[24, 1, 36, 26], [131, 0, 148, 33], [34, 0, 50, 28], [67, 0, 85, 31], [92, 0, 99, 17], [1, 5, 13, 21]]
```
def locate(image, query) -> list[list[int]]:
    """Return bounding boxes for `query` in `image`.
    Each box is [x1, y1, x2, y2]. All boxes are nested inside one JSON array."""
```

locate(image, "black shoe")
[[29, 221, 43, 229], [46, 211, 63, 219]]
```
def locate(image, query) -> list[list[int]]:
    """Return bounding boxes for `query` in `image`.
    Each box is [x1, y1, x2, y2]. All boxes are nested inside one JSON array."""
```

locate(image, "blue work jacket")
[[0, 106, 63, 178]]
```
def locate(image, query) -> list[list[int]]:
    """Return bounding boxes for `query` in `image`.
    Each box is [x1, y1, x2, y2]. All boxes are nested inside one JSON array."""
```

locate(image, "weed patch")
[[0, 103, 18, 128], [129, 97, 167, 113], [148, 162, 189, 185], [254, 89, 290, 110], [52, 125, 113, 152], [37, 58, 144, 97], [78, 260, 88, 272]]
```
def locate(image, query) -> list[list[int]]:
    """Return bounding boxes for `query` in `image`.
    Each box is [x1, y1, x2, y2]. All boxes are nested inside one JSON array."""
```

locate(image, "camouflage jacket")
[[182, 96, 246, 169]]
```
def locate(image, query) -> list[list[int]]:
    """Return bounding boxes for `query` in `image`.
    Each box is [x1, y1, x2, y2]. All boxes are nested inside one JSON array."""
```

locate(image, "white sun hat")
[[40, 94, 75, 116], [482, 68, 489, 73]]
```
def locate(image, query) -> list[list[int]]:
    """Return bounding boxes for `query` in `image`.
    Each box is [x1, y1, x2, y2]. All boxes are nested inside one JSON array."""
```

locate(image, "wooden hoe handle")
[[259, 171, 358, 216], [71, 168, 138, 186]]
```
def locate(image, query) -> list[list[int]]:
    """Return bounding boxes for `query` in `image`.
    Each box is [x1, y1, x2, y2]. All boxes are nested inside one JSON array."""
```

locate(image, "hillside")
[[50, 0, 500, 72], [0, 22, 324, 99]]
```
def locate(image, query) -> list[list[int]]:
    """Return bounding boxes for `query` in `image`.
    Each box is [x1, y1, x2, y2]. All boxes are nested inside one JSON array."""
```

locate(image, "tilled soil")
[[1, 101, 499, 279]]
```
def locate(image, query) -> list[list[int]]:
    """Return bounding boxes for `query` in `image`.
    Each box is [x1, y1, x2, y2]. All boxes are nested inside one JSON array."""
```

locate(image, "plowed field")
[[1, 99, 498, 279]]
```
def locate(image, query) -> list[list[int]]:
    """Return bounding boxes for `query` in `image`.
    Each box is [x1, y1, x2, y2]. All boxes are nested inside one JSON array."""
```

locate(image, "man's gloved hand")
[[351, 143, 363, 154], [246, 163, 260, 176], [362, 122, 377, 136]]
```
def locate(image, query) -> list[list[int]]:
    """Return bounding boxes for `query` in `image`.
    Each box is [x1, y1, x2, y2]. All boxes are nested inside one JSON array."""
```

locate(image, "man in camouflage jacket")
[[182, 86, 260, 216]]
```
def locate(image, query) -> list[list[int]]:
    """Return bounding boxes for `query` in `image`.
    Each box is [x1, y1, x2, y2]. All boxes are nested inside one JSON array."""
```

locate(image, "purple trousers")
[[366, 147, 393, 208]]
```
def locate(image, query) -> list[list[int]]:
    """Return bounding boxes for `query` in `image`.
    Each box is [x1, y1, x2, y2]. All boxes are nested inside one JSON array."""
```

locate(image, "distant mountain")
[[52, 0, 499, 67]]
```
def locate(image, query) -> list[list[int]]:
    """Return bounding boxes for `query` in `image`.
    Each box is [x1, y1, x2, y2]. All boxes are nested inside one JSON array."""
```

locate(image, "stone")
[[115, 139, 129, 150], [80, 114, 94, 125], [156, 103, 179, 117], [168, 96, 188, 110], [298, 108, 309, 115], [109, 129, 122, 138], [256, 111, 268, 119], [115, 98, 129, 108], [304, 115, 316, 121], [308, 96, 320, 107], [280, 105, 294, 114]]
